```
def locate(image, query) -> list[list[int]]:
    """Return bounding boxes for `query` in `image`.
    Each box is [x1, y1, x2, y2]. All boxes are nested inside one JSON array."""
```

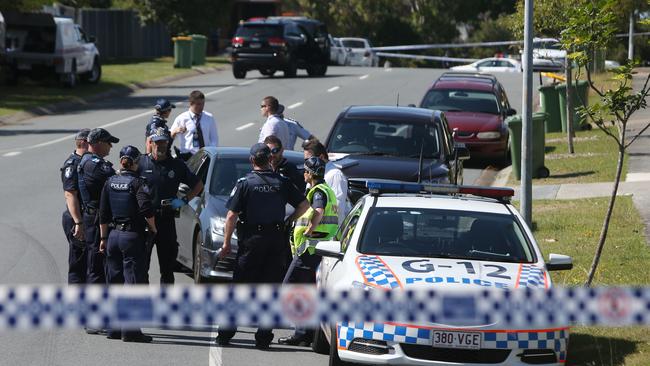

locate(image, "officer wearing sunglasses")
[[264, 135, 305, 192]]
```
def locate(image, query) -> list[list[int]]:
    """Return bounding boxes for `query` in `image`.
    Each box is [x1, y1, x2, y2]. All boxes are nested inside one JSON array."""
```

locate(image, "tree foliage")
[[124, 0, 233, 35]]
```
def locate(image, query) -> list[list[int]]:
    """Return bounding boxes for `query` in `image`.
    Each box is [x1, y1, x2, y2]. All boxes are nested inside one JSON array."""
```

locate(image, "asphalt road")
[[0, 66, 534, 366]]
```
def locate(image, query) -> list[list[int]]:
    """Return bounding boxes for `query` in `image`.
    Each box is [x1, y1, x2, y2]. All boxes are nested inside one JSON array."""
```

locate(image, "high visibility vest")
[[292, 183, 339, 255]]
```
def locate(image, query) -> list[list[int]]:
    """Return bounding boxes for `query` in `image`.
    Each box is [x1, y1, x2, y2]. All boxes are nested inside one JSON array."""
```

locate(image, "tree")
[[561, 0, 650, 286], [127, 0, 233, 36]]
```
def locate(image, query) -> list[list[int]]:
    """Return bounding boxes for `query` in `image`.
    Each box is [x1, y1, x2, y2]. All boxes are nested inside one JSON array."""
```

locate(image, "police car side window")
[[196, 156, 210, 185]]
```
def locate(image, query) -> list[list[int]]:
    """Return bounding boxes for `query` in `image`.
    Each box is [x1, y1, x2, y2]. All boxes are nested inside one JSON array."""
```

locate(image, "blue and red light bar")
[[366, 181, 514, 200]]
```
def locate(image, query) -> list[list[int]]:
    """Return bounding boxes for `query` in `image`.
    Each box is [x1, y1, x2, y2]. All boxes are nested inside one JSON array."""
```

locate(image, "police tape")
[[376, 52, 478, 63], [0, 285, 649, 331], [372, 40, 523, 52]]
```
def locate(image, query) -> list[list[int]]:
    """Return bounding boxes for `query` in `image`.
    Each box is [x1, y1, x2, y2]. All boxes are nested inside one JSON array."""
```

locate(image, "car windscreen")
[[209, 157, 253, 196], [358, 208, 535, 263], [421, 89, 500, 115], [341, 39, 366, 48], [236, 25, 283, 38], [327, 118, 440, 158]]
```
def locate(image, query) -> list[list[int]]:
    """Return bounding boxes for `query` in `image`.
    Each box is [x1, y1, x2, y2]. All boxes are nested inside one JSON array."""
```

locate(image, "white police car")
[[311, 181, 573, 366]]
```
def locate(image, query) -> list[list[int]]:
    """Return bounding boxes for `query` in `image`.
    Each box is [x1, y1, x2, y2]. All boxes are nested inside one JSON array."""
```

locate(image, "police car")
[[311, 181, 573, 366]]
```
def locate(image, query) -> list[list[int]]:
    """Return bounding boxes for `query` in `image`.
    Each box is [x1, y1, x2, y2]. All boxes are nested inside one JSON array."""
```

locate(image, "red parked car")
[[419, 72, 517, 164]]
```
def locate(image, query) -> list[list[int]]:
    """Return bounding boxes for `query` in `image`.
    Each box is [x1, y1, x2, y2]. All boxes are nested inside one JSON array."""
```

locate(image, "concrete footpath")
[[497, 69, 650, 241]]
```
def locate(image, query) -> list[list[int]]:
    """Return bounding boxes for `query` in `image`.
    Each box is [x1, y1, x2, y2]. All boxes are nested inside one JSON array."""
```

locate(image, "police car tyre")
[[63, 60, 77, 88], [82, 57, 101, 84], [306, 63, 327, 77], [284, 58, 298, 78], [330, 324, 352, 366], [193, 232, 207, 284], [312, 323, 329, 354], [233, 63, 247, 79]]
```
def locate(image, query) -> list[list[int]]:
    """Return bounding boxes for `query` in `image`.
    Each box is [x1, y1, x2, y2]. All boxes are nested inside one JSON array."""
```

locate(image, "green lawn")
[[0, 56, 228, 117], [509, 127, 627, 185], [531, 196, 650, 365]]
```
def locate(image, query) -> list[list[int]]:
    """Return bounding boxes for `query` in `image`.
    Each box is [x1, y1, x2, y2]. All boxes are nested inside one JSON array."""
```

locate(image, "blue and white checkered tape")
[[0, 285, 649, 331]]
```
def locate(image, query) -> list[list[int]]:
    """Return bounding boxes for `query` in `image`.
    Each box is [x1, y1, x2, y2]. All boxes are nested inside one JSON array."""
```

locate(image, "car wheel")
[[259, 68, 276, 76], [1, 65, 18, 85], [312, 323, 329, 354], [233, 63, 247, 79], [193, 231, 207, 284], [284, 58, 298, 78], [82, 57, 101, 84], [329, 325, 351, 366], [63, 60, 77, 88]]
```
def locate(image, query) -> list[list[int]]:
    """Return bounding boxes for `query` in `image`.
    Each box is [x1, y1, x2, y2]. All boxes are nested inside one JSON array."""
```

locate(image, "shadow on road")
[[0, 128, 80, 136]]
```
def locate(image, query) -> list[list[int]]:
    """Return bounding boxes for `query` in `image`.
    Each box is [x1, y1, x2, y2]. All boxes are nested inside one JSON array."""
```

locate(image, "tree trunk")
[[585, 141, 626, 286]]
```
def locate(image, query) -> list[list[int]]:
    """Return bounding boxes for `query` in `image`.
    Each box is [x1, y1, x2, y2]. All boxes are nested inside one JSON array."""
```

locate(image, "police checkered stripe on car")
[[355, 255, 402, 289], [1, 285, 650, 331], [516, 264, 548, 289], [336, 321, 568, 362]]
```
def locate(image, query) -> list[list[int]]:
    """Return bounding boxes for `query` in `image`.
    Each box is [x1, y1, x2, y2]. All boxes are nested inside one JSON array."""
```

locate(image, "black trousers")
[[287, 253, 321, 340], [83, 211, 105, 284], [217, 228, 286, 344], [144, 213, 178, 284], [62, 210, 87, 284]]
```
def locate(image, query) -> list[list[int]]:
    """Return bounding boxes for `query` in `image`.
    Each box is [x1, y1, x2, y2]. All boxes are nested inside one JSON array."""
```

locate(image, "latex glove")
[[170, 198, 187, 209]]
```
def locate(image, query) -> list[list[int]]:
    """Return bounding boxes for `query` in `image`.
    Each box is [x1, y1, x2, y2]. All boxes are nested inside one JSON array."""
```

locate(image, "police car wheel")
[[83, 58, 102, 84], [233, 63, 247, 79], [312, 323, 329, 354], [193, 233, 207, 284], [329, 325, 352, 366]]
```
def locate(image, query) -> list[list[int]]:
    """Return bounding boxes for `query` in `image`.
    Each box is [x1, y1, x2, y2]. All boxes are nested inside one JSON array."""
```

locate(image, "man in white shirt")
[[303, 139, 350, 226], [276, 104, 315, 151], [258, 96, 290, 149], [170, 90, 219, 161]]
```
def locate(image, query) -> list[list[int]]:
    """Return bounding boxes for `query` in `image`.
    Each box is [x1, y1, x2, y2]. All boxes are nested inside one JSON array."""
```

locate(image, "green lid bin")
[[190, 34, 207, 65], [173, 36, 193, 68], [538, 84, 562, 133], [506, 112, 550, 180], [556, 80, 589, 132]]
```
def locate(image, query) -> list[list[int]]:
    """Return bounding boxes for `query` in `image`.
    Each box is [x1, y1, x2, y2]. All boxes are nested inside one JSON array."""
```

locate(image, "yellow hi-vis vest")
[[292, 183, 338, 256]]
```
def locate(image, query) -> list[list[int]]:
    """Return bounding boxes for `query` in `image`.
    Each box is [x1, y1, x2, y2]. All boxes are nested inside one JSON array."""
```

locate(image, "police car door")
[[177, 152, 210, 266]]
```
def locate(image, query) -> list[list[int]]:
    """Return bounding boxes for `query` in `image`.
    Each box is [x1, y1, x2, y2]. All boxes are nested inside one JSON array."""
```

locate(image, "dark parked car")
[[324, 106, 469, 203], [175, 147, 305, 283], [419, 72, 517, 164], [230, 17, 329, 79]]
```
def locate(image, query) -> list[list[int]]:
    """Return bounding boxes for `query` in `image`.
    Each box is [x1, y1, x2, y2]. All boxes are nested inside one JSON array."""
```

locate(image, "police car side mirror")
[[546, 253, 573, 271], [178, 183, 190, 196], [314, 240, 344, 260]]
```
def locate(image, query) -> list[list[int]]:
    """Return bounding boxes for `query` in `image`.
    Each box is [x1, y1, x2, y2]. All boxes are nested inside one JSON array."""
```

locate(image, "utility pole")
[[628, 10, 635, 61], [521, 0, 534, 226]]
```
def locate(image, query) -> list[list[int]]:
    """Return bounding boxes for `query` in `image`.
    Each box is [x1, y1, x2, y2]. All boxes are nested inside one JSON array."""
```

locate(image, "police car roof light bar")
[[366, 181, 514, 201]]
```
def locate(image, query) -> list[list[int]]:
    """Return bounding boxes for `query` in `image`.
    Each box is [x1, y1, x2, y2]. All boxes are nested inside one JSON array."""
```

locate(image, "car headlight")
[[476, 131, 501, 139], [211, 216, 226, 238]]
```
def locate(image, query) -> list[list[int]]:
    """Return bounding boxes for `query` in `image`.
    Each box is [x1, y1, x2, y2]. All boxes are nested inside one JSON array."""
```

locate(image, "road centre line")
[[209, 329, 223, 366], [359, 74, 369, 80], [238, 79, 257, 86], [287, 101, 303, 109], [235, 122, 255, 131], [2, 151, 21, 157], [327, 86, 340, 92], [385, 68, 393, 72], [205, 86, 235, 96]]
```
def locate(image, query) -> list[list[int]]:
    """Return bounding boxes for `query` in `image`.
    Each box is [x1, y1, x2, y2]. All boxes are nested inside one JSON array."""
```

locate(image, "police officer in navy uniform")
[[264, 135, 305, 192], [99, 145, 156, 343], [145, 98, 175, 154], [61, 128, 90, 285], [215, 143, 309, 349], [78, 128, 119, 286], [138, 127, 204, 284]]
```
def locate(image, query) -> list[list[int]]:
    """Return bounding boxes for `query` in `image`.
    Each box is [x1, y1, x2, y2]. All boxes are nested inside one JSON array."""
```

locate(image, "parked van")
[[1, 11, 101, 87]]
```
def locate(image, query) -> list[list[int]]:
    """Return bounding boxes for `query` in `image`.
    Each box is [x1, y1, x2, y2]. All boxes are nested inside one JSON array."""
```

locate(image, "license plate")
[[431, 331, 481, 350], [250, 43, 261, 48]]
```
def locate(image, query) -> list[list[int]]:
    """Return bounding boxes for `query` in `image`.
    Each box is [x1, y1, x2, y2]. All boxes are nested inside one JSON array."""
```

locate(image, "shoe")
[[215, 337, 230, 346], [85, 327, 103, 335], [255, 341, 270, 350], [106, 331, 122, 339], [122, 333, 153, 343], [278, 335, 310, 347]]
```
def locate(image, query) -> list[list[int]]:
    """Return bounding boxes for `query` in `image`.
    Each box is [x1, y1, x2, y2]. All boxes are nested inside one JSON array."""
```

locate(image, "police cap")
[[154, 98, 175, 112], [87, 128, 120, 144], [304, 156, 326, 176], [150, 127, 171, 142], [75, 128, 91, 141], [277, 104, 285, 115], [119, 145, 141, 162], [250, 142, 271, 158]]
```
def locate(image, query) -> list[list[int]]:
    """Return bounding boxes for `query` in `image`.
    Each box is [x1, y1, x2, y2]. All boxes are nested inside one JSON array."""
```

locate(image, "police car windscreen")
[[236, 25, 283, 38], [421, 90, 500, 115], [341, 40, 366, 48], [209, 158, 252, 196], [358, 208, 535, 263], [328, 118, 440, 158]]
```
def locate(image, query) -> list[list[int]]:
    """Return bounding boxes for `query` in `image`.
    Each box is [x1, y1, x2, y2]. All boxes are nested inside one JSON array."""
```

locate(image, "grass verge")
[[0, 56, 229, 117], [531, 196, 649, 365], [508, 127, 627, 185]]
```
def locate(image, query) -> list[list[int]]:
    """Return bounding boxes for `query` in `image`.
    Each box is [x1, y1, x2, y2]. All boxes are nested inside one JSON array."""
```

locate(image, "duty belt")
[[84, 206, 98, 215], [156, 199, 178, 217], [241, 222, 283, 232], [114, 222, 135, 232]]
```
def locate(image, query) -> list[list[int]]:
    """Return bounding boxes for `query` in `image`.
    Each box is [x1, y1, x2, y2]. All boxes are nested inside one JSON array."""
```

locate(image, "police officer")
[[279, 156, 338, 346], [61, 128, 90, 285], [215, 143, 309, 349], [276, 104, 315, 151], [264, 135, 305, 192], [78, 128, 119, 285], [138, 127, 204, 284], [99, 145, 156, 343], [145, 98, 175, 154]]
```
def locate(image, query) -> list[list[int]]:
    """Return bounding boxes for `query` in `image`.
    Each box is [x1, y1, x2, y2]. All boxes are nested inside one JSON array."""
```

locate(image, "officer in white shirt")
[[170, 90, 219, 161], [302, 140, 350, 226], [258, 96, 290, 149], [276, 104, 315, 151]]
